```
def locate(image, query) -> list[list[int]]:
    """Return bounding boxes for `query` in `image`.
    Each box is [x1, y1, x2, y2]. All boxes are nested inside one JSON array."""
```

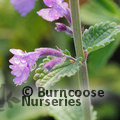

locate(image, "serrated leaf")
[[82, 22, 120, 52], [81, 0, 120, 71], [35, 58, 82, 89]]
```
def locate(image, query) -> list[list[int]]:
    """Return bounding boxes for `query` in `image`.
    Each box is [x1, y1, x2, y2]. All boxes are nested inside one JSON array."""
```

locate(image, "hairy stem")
[[69, 0, 92, 120], [69, 0, 84, 58], [79, 62, 92, 120]]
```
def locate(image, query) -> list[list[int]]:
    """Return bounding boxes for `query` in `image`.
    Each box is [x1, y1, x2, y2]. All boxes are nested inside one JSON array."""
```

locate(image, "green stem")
[[69, 0, 92, 120], [69, 0, 84, 58], [79, 62, 92, 120]]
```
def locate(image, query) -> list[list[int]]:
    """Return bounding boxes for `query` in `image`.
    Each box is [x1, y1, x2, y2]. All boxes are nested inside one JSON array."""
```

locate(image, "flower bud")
[[55, 23, 73, 35]]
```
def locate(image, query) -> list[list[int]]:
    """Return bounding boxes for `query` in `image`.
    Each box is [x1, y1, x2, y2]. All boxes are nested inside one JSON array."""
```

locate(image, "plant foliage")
[[34, 50, 82, 89], [82, 22, 120, 52]]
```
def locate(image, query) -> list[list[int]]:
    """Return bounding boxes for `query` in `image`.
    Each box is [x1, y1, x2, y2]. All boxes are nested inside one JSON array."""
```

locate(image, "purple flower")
[[35, 48, 64, 57], [37, 0, 71, 23], [10, 0, 35, 16], [9, 49, 39, 86], [9, 47, 75, 86], [43, 58, 65, 71], [55, 23, 73, 35], [9, 48, 64, 85]]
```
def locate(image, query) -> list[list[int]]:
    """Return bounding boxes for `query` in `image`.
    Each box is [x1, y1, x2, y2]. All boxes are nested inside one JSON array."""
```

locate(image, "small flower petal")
[[13, 67, 30, 86], [9, 55, 21, 64], [10, 49, 24, 55], [11, 68, 22, 77], [37, 8, 62, 22]]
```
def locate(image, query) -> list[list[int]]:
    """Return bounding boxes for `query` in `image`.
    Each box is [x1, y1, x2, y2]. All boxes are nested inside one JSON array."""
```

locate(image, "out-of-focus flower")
[[10, 0, 35, 16], [37, 0, 71, 23], [43, 57, 65, 71], [55, 23, 73, 35]]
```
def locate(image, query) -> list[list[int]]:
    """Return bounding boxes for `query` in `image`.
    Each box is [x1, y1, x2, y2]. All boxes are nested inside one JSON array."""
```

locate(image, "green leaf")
[[81, 0, 120, 71], [82, 22, 120, 52], [88, 39, 120, 72], [34, 57, 82, 89]]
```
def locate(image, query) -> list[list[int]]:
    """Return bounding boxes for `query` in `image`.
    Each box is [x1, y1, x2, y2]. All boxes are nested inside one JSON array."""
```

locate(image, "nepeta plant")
[[9, 48, 75, 86], [9, 0, 120, 120]]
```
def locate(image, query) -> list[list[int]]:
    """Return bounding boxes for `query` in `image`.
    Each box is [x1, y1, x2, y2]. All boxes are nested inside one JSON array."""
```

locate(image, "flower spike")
[[10, 0, 35, 16]]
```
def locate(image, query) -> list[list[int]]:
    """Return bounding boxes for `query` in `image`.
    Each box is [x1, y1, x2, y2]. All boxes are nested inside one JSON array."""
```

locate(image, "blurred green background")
[[0, 0, 120, 120]]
